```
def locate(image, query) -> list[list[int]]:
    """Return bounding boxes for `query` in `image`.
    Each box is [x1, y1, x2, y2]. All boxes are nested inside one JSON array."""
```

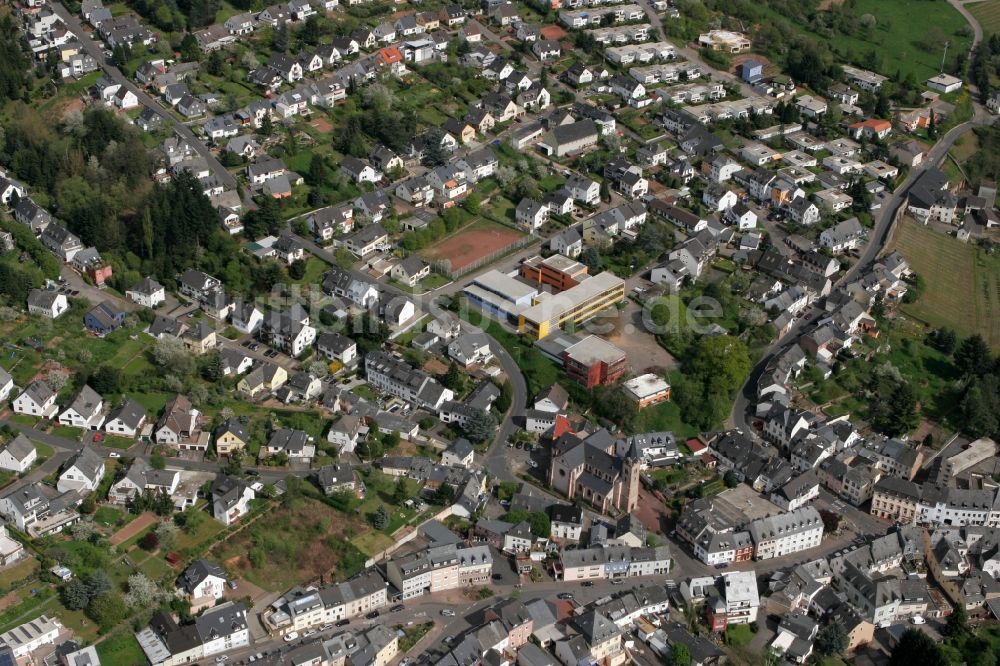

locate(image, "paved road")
[[468, 19, 513, 53], [51, 2, 248, 207], [950, 0, 984, 54]]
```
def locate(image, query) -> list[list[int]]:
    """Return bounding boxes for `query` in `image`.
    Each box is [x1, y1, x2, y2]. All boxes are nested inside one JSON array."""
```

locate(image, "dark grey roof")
[[180, 559, 228, 592], [194, 602, 247, 642], [65, 446, 103, 481], [107, 399, 147, 430], [2, 434, 35, 462], [267, 428, 310, 454], [446, 437, 474, 459], [214, 418, 248, 443]]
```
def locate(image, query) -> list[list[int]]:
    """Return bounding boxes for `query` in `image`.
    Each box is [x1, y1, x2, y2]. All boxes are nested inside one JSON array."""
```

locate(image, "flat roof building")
[[622, 373, 672, 408], [520, 254, 590, 292], [518, 272, 626, 339], [562, 335, 628, 388], [463, 270, 539, 323]]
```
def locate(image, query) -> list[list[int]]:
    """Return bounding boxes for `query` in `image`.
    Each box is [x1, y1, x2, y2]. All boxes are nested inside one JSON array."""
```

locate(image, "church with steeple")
[[547, 429, 642, 515]]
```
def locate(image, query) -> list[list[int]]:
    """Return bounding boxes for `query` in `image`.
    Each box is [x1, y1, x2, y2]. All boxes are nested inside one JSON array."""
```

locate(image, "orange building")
[[519, 254, 589, 293]]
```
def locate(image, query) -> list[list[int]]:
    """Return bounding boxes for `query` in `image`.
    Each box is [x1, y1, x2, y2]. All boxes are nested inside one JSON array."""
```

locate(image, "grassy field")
[[949, 128, 981, 173], [969, 0, 1000, 35], [96, 632, 147, 666], [631, 399, 701, 439], [762, 0, 973, 81], [889, 217, 1000, 348], [0, 558, 38, 592]]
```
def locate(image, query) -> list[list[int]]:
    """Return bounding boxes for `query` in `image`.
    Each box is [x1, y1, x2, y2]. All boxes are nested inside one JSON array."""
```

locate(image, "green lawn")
[[96, 632, 148, 666], [353, 530, 396, 558], [137, 553, 172, 583], [50, 426, 81, 442], [0, 558, 38, 592], [631, 400, 701, 439], [294, 256, 328, 286], [34, 442, 54, 463], [758, 0, 973, 81], [101, 435, 136, 450], [725, 623, 754, 648], [7, 414, 40, 428], [174, 512, 227, 555], [106, 337, 149, 370], [890, 217, 1000, 348], [128, 392, 174, 415], [94, 506, 132, 530], [353, 385, 377, 401]]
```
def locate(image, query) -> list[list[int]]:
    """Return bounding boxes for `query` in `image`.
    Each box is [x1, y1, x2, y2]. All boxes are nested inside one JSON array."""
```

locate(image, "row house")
[[264, 570, 388, 636]]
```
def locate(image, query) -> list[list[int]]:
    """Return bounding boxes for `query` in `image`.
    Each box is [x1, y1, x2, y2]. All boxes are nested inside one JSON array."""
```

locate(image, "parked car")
[[365, 610, 380, 619], [390, 604, 404, 612], [910, 616, 926, 625], [557, 593, 574, 600], [108, 451, 120, 458], [335, 619, 350, 627], [283, 632, 299, 642], [441, 609, 456, 617]]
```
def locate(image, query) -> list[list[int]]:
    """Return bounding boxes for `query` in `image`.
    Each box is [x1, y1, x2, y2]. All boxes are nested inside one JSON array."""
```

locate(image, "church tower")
[[620, 441, 642, 513]]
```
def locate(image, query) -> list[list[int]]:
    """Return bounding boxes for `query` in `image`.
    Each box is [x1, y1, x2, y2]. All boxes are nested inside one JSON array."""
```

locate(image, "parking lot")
[[715, 484, 784, 523]]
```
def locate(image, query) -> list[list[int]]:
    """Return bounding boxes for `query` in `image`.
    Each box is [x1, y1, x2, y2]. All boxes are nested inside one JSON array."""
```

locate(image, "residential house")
[[13, 381, 58, 419], [125, 277, 165, 308], [0, 435, 37, 474], [58, 385, 105, 430], [83, 300, 127, 335], [211, 475, 255, 525], [390, 255, 430, 287], [213, 419, 249, 456], [27, 290, 68, 319], [104, 399, 148, 439], [108, 457, 179, 505], [155, 394, 205, 450], [56, 446, 105, 494]]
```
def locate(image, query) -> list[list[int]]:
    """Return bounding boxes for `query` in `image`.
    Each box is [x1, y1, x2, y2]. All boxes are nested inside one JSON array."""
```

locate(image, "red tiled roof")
[[378, 47, 403, 64]]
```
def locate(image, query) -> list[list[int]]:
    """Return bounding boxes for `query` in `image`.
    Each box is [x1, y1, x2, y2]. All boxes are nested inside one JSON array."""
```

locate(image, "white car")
[[215, 656, 229, 664], [283, 631, 300, 642], [441, 609, 456, 617], [910, 616, 926, 625], [108, 451, 120, 458]]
